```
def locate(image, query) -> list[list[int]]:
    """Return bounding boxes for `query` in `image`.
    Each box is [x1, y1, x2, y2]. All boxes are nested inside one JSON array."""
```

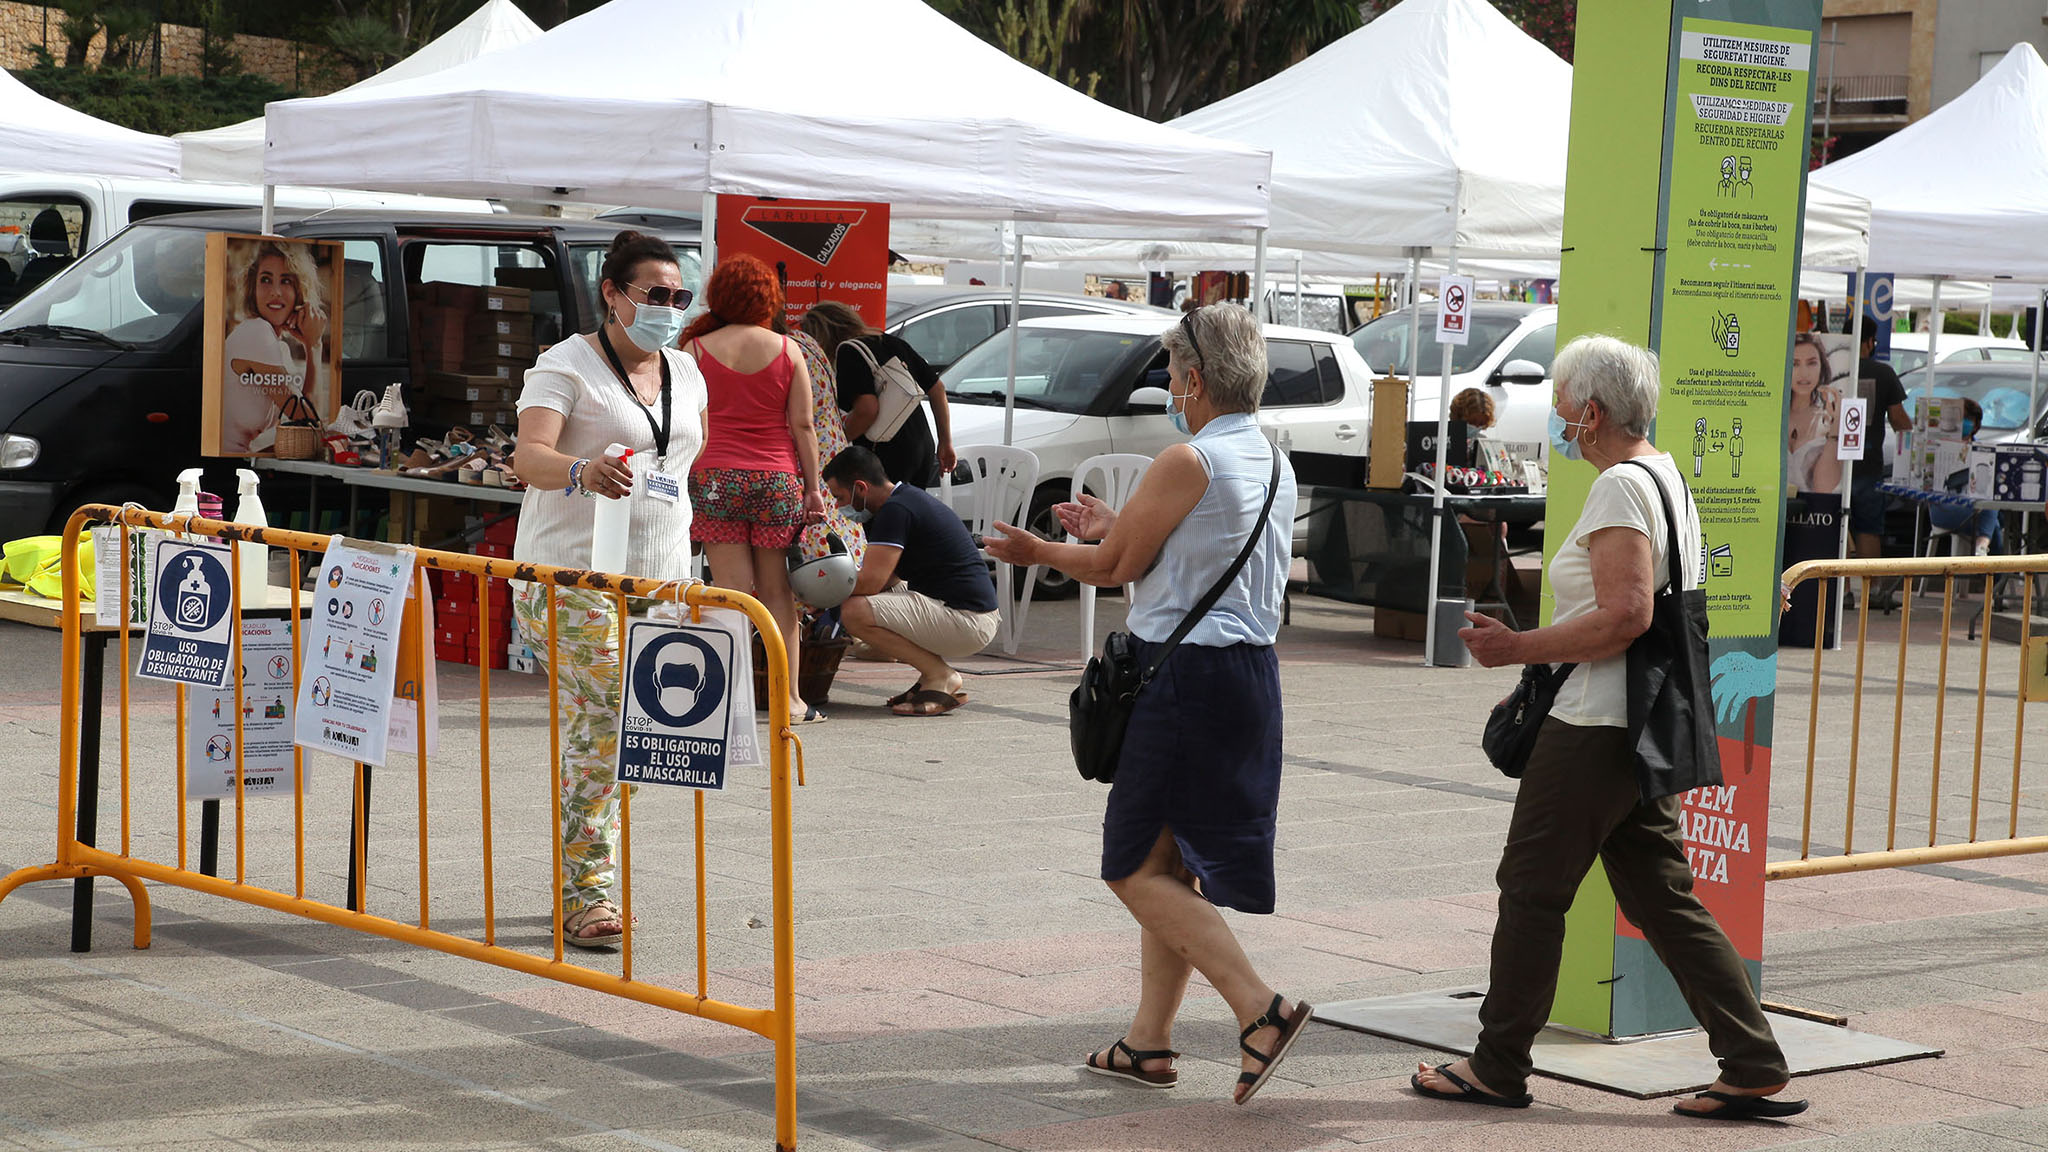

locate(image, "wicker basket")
[[273, 394, 322, 460], [751, 633, 850, 705]]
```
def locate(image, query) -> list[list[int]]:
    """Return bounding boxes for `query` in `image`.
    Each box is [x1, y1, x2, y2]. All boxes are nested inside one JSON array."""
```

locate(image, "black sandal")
[[1234, 994, 1312, 1105], [1082, 1038, 1179, 1089]]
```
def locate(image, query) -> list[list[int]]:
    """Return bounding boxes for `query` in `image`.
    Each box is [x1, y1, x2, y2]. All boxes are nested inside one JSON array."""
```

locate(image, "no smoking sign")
[[1436, 275, 1474, 346]]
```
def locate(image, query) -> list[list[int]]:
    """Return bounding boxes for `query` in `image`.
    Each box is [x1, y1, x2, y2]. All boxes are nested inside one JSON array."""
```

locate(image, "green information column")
[[1551, 0, 1819, 1039]]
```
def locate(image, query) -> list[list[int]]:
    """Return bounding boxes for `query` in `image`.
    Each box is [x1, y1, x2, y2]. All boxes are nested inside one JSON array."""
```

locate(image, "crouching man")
[[822, 446, 999, 716]]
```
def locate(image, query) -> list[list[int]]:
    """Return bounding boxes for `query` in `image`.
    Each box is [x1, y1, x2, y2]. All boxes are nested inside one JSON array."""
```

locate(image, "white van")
[[0, 173, 491, 310]]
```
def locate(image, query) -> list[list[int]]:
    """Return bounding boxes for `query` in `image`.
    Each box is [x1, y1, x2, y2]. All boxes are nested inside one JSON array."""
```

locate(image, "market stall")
[[0, 67, 178, 178]]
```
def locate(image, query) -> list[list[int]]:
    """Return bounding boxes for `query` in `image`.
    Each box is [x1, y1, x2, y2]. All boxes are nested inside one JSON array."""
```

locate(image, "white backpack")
[[845, 338, 925, 443]]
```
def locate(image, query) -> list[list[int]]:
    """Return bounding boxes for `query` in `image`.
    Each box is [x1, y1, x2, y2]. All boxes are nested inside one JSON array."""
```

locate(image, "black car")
[[0, 209, 649, 541]]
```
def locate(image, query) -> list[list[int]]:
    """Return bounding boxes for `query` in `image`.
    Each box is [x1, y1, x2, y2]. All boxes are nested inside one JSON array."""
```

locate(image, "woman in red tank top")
[[684, 254, 828, 723]]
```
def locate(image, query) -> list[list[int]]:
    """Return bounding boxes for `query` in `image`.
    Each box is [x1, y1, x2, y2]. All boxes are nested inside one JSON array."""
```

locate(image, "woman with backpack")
[[800, 301, 955, 488]]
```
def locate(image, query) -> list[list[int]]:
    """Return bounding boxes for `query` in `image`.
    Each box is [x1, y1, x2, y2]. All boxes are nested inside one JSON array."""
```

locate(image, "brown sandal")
[[1083, 1038, 1179, 1088], [891, 687, 964, 717], [1235, 995, 1312, 1105], [561, 900, 625, 949]]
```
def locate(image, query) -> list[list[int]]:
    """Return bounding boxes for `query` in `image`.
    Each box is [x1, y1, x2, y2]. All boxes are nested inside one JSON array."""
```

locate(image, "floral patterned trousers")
[[513, 583, 632, 917]]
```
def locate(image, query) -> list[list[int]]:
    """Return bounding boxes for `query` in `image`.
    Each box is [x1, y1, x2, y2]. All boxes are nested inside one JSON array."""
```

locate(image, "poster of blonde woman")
[[201, 233, 343, 456]]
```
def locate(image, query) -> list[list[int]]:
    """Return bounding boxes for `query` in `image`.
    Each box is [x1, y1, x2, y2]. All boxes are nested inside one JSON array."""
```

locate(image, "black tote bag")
[[1623, 461, 1723, 802]]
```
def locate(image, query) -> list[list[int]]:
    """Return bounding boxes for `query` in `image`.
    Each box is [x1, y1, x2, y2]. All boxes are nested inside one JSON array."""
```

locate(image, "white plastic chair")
[[1071, 453, 1153, 660], [943, 445, 1040, 655]]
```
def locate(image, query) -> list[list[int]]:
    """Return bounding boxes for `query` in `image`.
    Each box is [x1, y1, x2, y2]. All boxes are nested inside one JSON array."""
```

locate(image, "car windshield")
[[0, 224, 207, 349], [942, 327, 1150, 414], [1900, 367, 2042, 431], [1350, 307, 1525, 376]]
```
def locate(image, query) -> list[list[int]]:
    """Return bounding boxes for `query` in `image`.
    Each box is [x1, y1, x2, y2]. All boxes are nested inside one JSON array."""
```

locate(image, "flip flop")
[[887, 683, 969, 708], [1082, 1038, 1179, 1089], [793, 705, 828, 725], [891, 687, 964, 717], [1673, 1090, 1809, 1121], [1409, 1063, 1533, 1109], [1235, 995, 1313, 1105]]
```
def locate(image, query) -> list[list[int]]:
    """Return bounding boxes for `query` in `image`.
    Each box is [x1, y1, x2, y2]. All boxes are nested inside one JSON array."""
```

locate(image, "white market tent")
[[0, 67, 178, 178], [258, 0, 1271, 232], [1814, 43, 2048, 282], [176, 0, 541, 184]]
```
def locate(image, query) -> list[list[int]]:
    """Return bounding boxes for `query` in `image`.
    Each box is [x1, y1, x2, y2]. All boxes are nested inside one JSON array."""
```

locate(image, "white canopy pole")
[[700, 191, 719, 276], [1835, 267, 1866, 648], [2030, 286, 2045, 445], [1402, 248, 1426, 379], [1423, 247, 1459, 669], [1926, 276, 1944, 442], [1293, 255, 1304, 326], [1250, 227, 1268, 313], [261, 185, 274, 236], [1003, 228, 1024, 446]]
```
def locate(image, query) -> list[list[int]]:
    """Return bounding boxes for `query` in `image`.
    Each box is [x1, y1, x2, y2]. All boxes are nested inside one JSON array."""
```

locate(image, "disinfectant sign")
[[137, 538, 236, 688], [617, 620, 734, 790]]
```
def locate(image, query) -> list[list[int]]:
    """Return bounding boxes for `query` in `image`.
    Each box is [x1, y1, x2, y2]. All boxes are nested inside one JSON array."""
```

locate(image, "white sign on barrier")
[[617, 620, 734, 790], [136, 538, 235, 688], [186, 618, 298, 799], [293, 538, 415, 766]]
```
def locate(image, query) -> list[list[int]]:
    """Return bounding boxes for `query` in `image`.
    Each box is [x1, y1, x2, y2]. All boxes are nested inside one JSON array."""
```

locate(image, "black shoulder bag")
[[1481, 660, 1576, 778], [1623, 460, 1723, 801], [1070, 449, 1283, 784]]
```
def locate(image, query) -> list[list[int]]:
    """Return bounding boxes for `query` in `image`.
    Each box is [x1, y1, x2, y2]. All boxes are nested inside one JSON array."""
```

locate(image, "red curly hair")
[[679, 252, 783, 344]]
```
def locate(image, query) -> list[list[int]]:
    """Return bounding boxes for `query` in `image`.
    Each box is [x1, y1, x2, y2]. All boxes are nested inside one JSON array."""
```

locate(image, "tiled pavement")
[[3, 590, 2048, 1151]]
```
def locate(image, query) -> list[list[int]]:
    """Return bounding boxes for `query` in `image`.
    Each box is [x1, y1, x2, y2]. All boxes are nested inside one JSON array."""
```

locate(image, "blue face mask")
[[622, 303, 686, 352], [1962, 418, 1979, 438], [841, 486, 873, 525], [1549, 408, 1587, 462], [1168, 381, 1196, 436]]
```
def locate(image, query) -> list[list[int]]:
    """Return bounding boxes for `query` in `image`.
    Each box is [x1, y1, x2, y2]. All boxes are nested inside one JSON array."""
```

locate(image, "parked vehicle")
[[1897, 361, 2048, 441], [940, 314, 1373, 596], [0, 208, 647, 542], [1882, 332, 2034, 376], [0, 174, 490, 312], [883, 286, 1172, 372], [1348, 301, 1557, 452]]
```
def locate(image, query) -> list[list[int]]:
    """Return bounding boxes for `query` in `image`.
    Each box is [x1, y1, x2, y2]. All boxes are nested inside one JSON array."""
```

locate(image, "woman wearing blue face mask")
[[511, 228, 710, 949], [1439, 336, 1804, 1119], [984, 304, 1310, 1106]]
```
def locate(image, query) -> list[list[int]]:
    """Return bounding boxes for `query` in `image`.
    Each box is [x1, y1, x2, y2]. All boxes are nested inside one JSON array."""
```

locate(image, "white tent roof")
[[0, 68, 178, 178], [260, 0, 1271, 232], [903, 0, 1866, 273], [1161, 0, 1569, 259], [1814, 43, 2048, 280], [177, 0, 541, 184]]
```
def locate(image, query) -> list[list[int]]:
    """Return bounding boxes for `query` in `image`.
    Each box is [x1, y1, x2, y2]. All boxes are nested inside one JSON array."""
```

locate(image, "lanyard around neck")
[[598, 326, 672, 459]]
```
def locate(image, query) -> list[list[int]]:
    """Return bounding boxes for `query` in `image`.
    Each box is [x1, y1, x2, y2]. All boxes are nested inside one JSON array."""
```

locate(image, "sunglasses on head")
[[627, 282, 694, 309], [1178, 310, 1204, 368]]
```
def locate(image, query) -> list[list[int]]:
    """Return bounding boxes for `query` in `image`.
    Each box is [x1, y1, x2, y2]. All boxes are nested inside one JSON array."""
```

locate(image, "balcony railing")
[[1816, 73, 1909, 112]]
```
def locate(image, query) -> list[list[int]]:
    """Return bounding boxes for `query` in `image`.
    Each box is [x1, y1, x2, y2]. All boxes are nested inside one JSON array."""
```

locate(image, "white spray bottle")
[[234, 468, 271, 593], [588, 443, 636, 573], [172, 468, 203, 518]]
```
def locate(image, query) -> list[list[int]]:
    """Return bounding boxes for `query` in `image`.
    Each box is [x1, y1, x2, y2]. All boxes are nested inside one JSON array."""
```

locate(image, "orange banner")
[[715, 195, 891, 332]]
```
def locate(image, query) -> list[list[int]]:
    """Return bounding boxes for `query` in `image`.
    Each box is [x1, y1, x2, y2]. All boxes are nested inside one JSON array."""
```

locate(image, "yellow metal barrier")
[[1772, 553, 2047, 883], [0, 506, 808, 1152]]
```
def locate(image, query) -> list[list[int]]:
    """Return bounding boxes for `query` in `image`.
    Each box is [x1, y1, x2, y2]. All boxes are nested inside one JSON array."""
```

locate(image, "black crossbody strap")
[[1138, 446, 1284, 686], [1622, 459, 1688, 593]]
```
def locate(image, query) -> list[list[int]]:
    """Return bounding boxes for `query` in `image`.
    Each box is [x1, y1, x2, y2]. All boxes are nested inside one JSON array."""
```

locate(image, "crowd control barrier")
[[1771, 554, 2048, 883], [0, 506, 809, 1151]]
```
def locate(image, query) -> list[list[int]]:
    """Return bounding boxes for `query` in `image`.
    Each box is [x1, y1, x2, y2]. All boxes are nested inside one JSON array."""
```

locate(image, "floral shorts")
[[689, 467, 803, 547]]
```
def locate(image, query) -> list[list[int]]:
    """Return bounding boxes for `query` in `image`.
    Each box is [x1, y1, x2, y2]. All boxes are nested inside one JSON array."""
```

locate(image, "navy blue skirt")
[[1101, 640, 1283, 914]]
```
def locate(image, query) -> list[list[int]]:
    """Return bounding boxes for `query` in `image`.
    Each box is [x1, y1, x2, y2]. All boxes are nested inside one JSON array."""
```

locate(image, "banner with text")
[[716, 195, 890, 334]]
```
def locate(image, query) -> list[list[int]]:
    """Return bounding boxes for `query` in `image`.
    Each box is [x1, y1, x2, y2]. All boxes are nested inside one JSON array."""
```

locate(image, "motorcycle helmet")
[[788, 532, 857, 609]]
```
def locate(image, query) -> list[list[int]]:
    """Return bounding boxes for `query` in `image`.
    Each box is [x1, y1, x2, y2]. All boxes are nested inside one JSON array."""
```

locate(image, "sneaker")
[[371, 383, 408, 429]]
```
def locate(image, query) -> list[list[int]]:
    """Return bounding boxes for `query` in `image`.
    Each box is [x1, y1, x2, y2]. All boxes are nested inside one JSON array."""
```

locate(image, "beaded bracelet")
[[566, 457, 591, 495]]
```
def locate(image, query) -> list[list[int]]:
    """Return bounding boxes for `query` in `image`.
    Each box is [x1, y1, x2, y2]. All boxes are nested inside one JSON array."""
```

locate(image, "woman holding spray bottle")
[[510, 230, 708, 948]]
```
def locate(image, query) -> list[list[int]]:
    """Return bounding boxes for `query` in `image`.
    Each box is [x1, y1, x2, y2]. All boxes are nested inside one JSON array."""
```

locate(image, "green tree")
[[15, 61, 297, 134], [97, 6, 156, 71], [57, 0, 101, 69]]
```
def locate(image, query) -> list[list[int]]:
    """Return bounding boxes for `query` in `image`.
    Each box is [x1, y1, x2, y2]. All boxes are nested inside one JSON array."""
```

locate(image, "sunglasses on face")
[[627, 282, 694, 309], [1178, 310, 1205, 368]]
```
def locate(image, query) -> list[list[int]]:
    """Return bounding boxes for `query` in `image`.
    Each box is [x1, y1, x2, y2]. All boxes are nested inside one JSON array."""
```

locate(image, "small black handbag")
[[1070, 450, 1282, 783], [1623, 461, 1724, 801], [1481, 660, 1576, 778]]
